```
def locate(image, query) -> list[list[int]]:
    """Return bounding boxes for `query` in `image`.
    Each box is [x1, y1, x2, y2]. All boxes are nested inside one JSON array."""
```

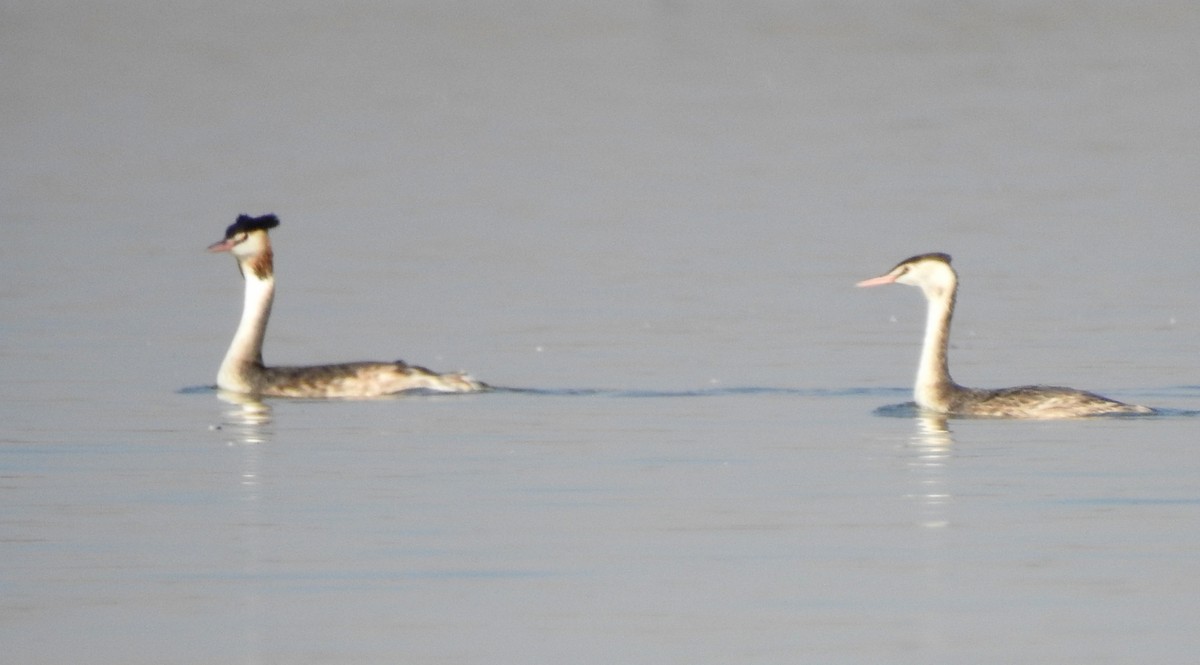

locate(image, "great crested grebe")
[[208, 214, 487, 398], [857, 252, 1151, 418]]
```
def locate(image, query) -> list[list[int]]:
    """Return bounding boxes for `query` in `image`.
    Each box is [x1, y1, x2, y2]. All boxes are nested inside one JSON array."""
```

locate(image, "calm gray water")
[[3, 1, 1200, 663]]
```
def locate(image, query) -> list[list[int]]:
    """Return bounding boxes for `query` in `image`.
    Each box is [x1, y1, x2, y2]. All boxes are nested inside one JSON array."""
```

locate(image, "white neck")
[[913, 282, 956, 407], [217, 270, 274, 391]]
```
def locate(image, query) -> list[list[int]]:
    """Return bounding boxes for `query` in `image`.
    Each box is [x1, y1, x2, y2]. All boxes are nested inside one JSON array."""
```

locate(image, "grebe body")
[[209, 214, 486, 398], [857, 252, 1151, 419]]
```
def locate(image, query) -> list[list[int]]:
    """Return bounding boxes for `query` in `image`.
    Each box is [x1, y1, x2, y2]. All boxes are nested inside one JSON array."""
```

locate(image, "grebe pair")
[[209, 214, 485, 398], [858, 253, 1152, 418], [209, 216, 1150, 416]]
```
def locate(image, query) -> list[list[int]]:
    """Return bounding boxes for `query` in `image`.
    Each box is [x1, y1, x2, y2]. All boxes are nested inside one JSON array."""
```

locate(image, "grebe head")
[[207, 214, 279, 258], [857, 252, 956, 300], [208, 214, 279, 280]]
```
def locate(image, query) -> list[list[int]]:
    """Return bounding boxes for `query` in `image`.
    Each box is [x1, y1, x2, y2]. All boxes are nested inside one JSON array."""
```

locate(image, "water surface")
[[3, 2, 1200, 663]]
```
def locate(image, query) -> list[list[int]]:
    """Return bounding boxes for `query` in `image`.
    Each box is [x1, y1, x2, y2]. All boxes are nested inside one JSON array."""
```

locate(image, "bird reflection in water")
[[214, 389, 269, 662], [907, 414, 953, 530], [217, 389, 273, 445]]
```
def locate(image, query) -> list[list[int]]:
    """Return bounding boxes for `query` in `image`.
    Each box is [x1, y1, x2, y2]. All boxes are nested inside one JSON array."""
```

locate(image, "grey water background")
[[3, 1, 1200, 663]]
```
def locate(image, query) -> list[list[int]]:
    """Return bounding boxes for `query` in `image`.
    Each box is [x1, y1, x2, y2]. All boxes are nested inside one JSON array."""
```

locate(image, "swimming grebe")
[[856, 252, 1151, 418], [208, 214, 487, 397]]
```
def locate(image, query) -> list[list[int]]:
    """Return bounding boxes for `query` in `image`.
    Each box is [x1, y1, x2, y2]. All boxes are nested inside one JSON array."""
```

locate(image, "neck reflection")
[[907, 414, 953, 529], [215, 390, 271, 663]]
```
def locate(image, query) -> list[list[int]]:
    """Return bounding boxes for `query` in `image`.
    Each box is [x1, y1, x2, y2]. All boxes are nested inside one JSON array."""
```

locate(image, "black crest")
[[894, 252, 952, 269], [224, 213, 280, 238]]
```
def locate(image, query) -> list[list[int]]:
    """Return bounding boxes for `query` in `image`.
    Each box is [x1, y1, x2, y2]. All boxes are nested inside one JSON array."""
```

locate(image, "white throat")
[[217, 269, 274, 391], [914, 283, 954, 405]]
